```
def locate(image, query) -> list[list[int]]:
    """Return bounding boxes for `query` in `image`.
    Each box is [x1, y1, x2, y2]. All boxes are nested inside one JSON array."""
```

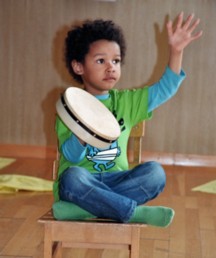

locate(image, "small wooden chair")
[[39, 122, 146, 258]]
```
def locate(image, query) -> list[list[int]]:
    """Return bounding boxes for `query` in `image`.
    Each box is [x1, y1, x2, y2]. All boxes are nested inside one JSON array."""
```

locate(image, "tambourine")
[[56, 87, 121, 148]]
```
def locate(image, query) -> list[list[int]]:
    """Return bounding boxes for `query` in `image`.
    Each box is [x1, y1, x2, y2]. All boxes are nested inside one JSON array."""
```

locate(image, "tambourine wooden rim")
[[56, 87, 121, 148]]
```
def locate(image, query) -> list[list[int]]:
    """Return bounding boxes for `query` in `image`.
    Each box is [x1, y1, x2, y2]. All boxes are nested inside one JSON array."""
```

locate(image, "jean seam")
[[80, 187, 95, 200], [139, 185, 151, 199], [128, 173, 151, 197]]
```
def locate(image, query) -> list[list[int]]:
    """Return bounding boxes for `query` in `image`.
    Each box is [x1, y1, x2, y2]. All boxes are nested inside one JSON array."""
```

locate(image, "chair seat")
[[39, 210, 146, 258]]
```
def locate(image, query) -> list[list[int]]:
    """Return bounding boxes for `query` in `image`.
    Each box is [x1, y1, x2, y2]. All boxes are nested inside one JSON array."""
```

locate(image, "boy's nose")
[[106, 62, 115, 72]]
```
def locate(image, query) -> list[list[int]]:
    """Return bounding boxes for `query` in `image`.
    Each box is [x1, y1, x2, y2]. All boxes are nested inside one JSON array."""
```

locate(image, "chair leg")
[[44, 224, 53, 258], [53, 242, 63, 258], [130, 227, 141, 258]]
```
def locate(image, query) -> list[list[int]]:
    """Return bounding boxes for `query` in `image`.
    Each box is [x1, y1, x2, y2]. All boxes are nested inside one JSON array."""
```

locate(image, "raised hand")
[[167, 12, 203, 53], [167, 12, 203, 74]]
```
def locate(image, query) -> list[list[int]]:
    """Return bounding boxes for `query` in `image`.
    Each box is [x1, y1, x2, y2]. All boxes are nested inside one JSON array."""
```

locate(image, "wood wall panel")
[[0, 0, 216, 156]]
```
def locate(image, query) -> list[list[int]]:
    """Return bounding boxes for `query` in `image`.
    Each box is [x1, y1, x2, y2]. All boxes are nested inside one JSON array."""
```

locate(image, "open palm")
[[167, 12, 203, 52]]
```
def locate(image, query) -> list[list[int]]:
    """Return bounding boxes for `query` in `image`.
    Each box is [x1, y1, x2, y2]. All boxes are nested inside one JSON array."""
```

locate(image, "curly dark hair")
[[64, 19, 126, 84]]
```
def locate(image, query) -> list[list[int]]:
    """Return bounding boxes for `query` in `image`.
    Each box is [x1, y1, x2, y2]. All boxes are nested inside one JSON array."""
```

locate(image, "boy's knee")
[[143, 161, 166, 189], [150, 161, 165, 180], [150, 160, 165, 173], [150, 161, 166, 192]]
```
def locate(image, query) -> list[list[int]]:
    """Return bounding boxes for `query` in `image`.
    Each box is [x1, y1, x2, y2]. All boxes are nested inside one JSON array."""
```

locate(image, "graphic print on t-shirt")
[[86, 110, 126, 172], [86, 141, 121, 172]]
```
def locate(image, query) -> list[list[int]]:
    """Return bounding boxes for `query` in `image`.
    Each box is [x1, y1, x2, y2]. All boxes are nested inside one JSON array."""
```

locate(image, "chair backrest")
[[53, 121, 145, 180], [129, 122, 145, 166]]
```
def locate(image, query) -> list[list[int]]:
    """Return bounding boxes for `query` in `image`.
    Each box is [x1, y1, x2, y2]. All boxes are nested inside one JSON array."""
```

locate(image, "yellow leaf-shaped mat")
[[0, 157, 16, 169], [192, 180, 216, 194], [0, 174, 53, 194]]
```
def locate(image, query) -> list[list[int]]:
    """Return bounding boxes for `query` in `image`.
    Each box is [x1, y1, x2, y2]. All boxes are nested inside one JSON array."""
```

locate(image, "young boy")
[[53, 12, 202, 227]]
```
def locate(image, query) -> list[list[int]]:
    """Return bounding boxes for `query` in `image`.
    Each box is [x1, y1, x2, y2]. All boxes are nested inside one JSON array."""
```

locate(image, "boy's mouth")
[[103, 77, 116, 82]]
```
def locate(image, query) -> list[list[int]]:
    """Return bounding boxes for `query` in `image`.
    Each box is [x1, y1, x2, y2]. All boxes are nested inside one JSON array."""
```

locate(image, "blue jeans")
[[59, 161, 166, 222]]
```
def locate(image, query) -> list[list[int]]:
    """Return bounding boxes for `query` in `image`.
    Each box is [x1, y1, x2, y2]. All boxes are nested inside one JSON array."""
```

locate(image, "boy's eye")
[[96, 59, 105, 64], [113, 59, 121, 64]]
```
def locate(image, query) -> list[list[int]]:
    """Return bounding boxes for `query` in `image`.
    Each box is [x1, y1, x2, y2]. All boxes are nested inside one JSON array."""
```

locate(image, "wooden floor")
[[0, 157, 216, 258]]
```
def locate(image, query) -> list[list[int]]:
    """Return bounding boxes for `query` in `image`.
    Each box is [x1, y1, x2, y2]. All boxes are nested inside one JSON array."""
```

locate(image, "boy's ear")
[[71, 60, 84, 75]]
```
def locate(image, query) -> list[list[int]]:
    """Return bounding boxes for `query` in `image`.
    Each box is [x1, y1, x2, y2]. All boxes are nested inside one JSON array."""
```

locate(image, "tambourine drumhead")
[[56, 87, 121, 148]]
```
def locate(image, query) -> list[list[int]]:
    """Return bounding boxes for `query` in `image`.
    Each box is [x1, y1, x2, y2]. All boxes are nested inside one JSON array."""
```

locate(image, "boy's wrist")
[[168, 48, 183, 75], [169, 46, 183, 56]]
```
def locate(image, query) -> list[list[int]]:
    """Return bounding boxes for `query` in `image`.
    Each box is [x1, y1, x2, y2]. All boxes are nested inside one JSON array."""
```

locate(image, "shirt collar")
[[95, 93, 110, 100]]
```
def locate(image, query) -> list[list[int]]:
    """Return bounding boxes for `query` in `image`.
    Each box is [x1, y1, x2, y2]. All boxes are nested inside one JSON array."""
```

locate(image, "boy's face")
[[72, 40, 121, 95]]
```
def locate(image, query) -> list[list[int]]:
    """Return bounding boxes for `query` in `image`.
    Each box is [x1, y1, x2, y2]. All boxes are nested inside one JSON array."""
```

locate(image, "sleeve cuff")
[[72, 134, 86, 150], [62, 134, 86, 163], [166, 66, 186, 83]]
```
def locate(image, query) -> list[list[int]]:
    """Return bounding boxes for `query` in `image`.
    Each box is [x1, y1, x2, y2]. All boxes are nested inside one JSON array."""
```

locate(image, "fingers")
[[172, 12, 202, 33], [176, 11, 184, 29], [188, 18, 201, 34], [182, 13, 202, 34], [166, 20, 173, 38], [167, 12, 183, 34], [174, 12, 203, 38], [184, 14, 203, 40], [182, 13, 195, 30], [191, 30, 203, 41]]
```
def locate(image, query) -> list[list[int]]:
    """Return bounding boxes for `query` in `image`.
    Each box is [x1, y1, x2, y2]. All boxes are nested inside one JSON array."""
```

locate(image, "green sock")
[[129, 205, 175, 227], [52, 200, 96, 221]]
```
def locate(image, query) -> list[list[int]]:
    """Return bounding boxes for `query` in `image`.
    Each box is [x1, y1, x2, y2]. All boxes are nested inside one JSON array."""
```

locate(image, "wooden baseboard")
[[140, 151, 216, 168], [0, 144, 215, 167], [0, 144, 56, 159]]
